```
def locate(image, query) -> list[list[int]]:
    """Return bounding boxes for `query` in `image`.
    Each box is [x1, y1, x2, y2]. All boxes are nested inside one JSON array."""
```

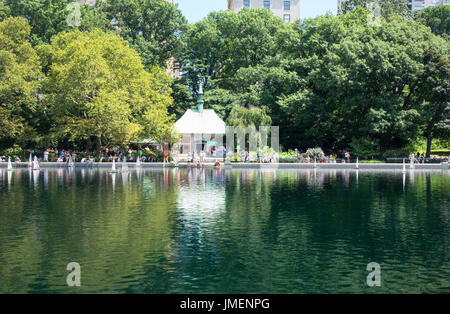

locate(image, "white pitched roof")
[[174, 109, 226, 134]]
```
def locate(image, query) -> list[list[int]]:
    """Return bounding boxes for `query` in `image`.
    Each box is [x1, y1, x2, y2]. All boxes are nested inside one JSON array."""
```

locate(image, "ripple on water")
[[0, 168, 449, 293]]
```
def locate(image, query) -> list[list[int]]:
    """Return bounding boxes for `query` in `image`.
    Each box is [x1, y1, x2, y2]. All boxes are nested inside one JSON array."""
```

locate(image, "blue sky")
[[174, 0, 338, 23]]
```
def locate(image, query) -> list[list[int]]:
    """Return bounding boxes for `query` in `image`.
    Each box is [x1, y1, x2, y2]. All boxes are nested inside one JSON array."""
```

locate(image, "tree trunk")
[[86, 137, 93, 153], [426, 125, 432, 158], [96, 134, 102, 153]]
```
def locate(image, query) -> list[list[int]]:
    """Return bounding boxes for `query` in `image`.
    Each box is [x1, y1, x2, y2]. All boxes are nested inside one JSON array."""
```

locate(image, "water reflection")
[[43, 169, 49, 190], [0, 167, 448, 294]]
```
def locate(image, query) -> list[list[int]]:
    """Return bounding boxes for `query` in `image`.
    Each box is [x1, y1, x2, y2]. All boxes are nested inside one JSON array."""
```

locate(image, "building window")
[[284, 1, 290, 10], [283, 14, 290, 23], [264, 0, 270, 10], [244, 0, 250, 8]]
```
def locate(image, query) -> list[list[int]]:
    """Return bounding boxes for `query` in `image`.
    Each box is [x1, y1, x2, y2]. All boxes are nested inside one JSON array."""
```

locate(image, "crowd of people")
[[0, 146, 166, 164], [409, 152, 449, 164], [1, 148, 448, 164]]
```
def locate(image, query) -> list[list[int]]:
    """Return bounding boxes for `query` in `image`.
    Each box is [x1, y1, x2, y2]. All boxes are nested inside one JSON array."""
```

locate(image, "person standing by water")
[[343, 150, 348, 163], [200, 150, 205, 166], [194, 151, 199, 165], [43, 149, 49, 162], [164, 151, 169, 164]]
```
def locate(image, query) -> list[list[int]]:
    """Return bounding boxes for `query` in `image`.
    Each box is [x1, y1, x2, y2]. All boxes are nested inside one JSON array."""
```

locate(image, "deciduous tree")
[[41, 30, 174, 151], [0, 17, 42, 150]]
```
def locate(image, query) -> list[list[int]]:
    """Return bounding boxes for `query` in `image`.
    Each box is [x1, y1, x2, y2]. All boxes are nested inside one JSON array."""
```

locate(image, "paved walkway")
[[1, 161, 448, 171]]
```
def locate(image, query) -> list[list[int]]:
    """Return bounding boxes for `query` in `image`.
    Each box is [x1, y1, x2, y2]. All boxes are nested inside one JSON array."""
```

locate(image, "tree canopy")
[[0, 0, 107, 45], [100, 0, 187, 68], [0, 2, 448, 157], [179, 6, 449, 156], [338, 0, 411, 17], [414, 4, 450, 37], [41, 29, 174, 151], [0, 17, 42, 149]]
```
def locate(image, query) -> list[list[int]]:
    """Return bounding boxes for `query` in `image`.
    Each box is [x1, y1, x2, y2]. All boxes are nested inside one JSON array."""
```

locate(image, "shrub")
[[279, 157, 299, 163], [382, 148, 409, 158], [2, 145, 23, 158], [431, 150, 450, 156], [305, 147, 324, 159], [140, 150, 157, 157], [279, 150, 298, 159], [350, 138, 379, 159]]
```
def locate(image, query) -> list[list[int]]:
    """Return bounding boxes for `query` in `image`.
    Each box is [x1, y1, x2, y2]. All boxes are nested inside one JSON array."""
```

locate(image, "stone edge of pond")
[[1, 162, 449, 171]]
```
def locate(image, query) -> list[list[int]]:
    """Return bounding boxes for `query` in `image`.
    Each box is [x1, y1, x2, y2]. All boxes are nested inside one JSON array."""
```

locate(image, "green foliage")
[[415, 44, 450, 156], [280, 7, 447, 151], [279, 150, 298, 159], [279, 150, 299, 163], [179, 6, 449, 155], [0, 3, 448, 157], [305, 148, 325, 159], [180, 9, 295, 122], [431, 150, 450, 156], [183, 9, 289, 85], [381, 148, 409, 158], [41, 29, 174, 151], [414, 5, 450, 37], [227, 106, 272, 129], [0, 0, 185, 68], [0, 17, 42, 150], [338, 0, 411, 17], [350, 137, 379, 159], [0, 1, 10, 21], [100, 0, 187, 68], [0, 0, 107, 45], [2, 144, 22, 157]]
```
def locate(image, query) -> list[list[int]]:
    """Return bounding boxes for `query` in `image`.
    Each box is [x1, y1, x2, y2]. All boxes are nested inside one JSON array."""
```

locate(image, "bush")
[[279, 150, 298, 159], [279, 157, 299, 163], [2, 145, 23, 158], [350, 138, 379, 159], [305, 147, 324, 159], [431, 150, 450, 156], [141, 150, 157, 157], [382, 148, 409, 158]]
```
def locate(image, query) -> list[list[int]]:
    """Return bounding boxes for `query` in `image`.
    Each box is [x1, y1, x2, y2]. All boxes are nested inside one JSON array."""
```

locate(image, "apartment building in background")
[[227, 0, 300, 22], [338, 0, 449, 12], [408, 0, 449, 10]]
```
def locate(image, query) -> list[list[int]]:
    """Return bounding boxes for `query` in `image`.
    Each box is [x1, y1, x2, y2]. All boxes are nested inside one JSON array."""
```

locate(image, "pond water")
[[0, 168, 448, 293]]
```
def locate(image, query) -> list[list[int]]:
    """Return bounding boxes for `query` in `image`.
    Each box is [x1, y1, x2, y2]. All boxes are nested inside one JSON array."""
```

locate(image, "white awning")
[[174, 109, 226, 134]]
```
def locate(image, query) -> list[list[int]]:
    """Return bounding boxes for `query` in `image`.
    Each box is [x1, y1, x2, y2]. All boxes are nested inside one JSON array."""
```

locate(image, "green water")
[[0, 168, 448, 294]]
